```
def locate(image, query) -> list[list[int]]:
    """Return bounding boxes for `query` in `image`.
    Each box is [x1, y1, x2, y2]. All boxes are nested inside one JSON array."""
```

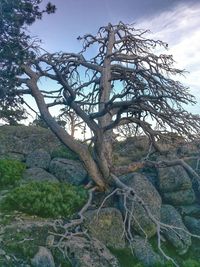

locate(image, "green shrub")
[[51, 146, 79, 160], [3, 181, 87, 218], [0, 159, 26, 187]]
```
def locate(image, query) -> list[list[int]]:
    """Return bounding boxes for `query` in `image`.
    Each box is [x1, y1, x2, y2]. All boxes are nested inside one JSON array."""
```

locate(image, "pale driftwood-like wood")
[[15, 22, 200, 190]]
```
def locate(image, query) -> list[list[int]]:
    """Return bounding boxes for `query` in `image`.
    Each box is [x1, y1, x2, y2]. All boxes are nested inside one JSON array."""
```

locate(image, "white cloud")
[[137, 3, 200, 113]]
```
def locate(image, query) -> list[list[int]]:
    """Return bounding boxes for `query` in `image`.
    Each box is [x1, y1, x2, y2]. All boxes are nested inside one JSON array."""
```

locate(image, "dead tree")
[[14, 22, 200, 190], [58, 108, 86, 138], [2, 13, 200, 265]]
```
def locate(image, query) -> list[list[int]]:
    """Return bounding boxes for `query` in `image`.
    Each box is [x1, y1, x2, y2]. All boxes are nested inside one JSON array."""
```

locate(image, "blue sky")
[[28, 0, 200, 116]]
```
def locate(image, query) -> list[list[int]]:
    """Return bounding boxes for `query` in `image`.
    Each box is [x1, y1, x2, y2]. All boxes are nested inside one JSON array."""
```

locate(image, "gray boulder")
[[0, 249, 6, 256], [31, 246, 55, 267], [178, 204, 200, 217], [49, 158, 87, 185], [64, 236, 120, 267], [0, 126, 60, 156], [84, 207, 125, 249], [158, 165, 192, 193], [120, 173, 162, 237], [26, 149, 51, 169], [23, 168, 59, 183], [162, 188, 196, 206], [184, 216, 200, 235], [161, 205, 191, 254], [133, 236, 163, 267]]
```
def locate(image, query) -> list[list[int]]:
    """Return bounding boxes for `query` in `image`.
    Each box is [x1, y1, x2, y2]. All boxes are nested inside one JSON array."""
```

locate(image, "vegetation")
[[0, 0, 55, 126], [3, 181, 87, 218], [0, 159, 25, 187], [1, 223, 72, 266], [111, 247, 200, 267], [0, 104, 27, 125]]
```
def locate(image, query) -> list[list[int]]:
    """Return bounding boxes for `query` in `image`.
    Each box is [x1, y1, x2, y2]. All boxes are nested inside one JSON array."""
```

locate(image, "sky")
[[28, 0, 200, 115]]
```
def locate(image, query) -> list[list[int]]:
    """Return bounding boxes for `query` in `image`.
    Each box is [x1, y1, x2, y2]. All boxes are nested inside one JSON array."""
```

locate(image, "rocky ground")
[[1, 126, 200, 266]]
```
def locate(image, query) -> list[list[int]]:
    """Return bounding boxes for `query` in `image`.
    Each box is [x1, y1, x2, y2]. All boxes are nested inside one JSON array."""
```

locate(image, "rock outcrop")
[[49, 158, 87, 185], [161, 204, 191, 254], [84, 207, 125, 249], [0, 126, 60, 156], [64, 236, 120, 267], [120, 172, 162, 237], [26, 149, 51, 170], [132, 236, 163, 267], [23, 167, 59, 183], [184, 216, 200, 235], [1, 126, 200, 266], [158, 164, 196, 206]]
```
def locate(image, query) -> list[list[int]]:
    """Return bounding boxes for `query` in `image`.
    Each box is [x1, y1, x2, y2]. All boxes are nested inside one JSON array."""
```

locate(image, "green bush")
[[51, 146, 79, 160], [0, 159, 26, 186], [3, 181, 87, 218]]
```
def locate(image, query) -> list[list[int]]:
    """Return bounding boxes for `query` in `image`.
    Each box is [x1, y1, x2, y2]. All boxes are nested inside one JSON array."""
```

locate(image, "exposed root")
[[97, 188, 119, 216], [48, 187, 96, 257], [112, 157, 200, 189], [48, 158, 200, 267], [110, 173, 200, 267]]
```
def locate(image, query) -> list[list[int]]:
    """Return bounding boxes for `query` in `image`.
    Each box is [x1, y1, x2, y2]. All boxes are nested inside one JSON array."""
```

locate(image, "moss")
[[3, 225, 49, 259], [2, 219, 73, 266]]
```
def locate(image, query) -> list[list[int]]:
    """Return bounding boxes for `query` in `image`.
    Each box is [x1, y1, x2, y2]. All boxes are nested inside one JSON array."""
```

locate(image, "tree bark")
[[24, 68, 107, 191], [94, 25, 115, 179]]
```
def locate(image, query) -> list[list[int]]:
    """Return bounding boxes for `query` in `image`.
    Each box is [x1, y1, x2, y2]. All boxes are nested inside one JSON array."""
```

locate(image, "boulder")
[[26, 149, 51, 169], [120, 173, 162, 237], [178, 204, 200, 218], [133, 236, 163, 267], [162, 188, 196, 206], [84, 208, 125, 249], [158, 165, 192, 193], [92, 190, 117, 209], [31, 246, 55, 267], [0, 152, 25, 162], [0, 249, 6, 256], [23, 167, 59, 183], [184, 216, 200, 235], [114, 136, 150, 163], [64, 236, 120, 267], [49, 158, 87, 185], [161, 205, 191, 254], [0, 125, 60, 156]]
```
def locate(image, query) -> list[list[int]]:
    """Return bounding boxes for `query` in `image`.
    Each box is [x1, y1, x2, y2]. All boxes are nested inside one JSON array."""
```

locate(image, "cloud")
[[137, 3, 200, 113]]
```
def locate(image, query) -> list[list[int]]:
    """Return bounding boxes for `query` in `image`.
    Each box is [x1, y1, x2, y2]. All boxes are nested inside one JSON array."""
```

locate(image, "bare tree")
[[2, 4, 200, 263], [58, 108, 86, 138], [13, 22, 200, 190]]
